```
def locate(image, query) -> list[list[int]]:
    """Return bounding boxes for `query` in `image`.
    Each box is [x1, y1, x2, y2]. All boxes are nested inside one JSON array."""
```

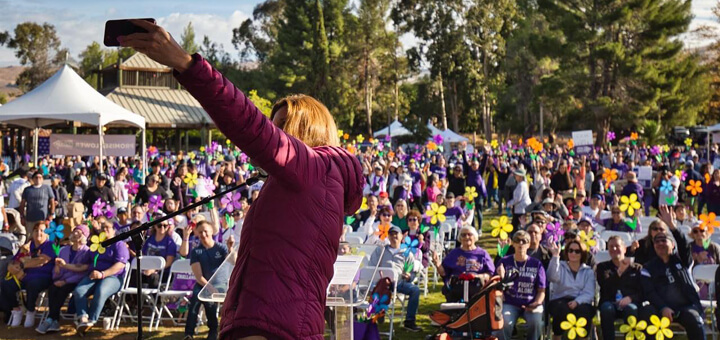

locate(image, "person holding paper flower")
[[17, 221, 57, 328], [36, 225, 92, 334], [432, 226, 494, 302], [73, 220, 129, 335], [119, 20, 364, 340]]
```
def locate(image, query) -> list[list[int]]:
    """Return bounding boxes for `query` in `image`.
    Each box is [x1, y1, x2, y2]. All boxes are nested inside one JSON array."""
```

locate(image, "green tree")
[[232, 0, 285, 62], [180, 22, 200, 54], [78, 42, 135, 88], [7, 22, 66, 92], [247, 89, 273, 117], [0, 93, 8, 105]]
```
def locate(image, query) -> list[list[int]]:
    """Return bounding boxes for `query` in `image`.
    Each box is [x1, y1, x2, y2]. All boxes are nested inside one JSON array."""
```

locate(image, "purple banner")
[[49, 134, 136, 157]]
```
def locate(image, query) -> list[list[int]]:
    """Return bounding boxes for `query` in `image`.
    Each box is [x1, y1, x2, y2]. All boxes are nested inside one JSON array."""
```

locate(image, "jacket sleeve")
[[641, 266, 667, 310], [574, 269, 596, 305], [547, 256, 561, 284], [174, 54, 323, 191], [672, 228, 692, 268]]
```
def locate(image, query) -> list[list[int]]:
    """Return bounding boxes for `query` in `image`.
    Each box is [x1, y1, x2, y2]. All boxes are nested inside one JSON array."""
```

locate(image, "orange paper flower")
[[375, 223, 390, 240], [706, 173, 711, 184], [686, 180, 703, 196], [630, 132, 638, 140], [699, 213, 720, 234], [567, 139, 574, 149]]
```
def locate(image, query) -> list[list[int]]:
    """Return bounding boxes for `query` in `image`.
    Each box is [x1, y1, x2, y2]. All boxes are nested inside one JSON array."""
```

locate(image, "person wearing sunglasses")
[[391, 199, 409, 232], [496, 231, 546, 340], [626, 218, 669, 265], [502, 223, 551, 269], [603, 205, 642, 233], [431, 226, 494, 302], [403, 210, 430, 267], [688, 222, 720, 299], [547, 239, 595, 340], [596, 236, 644, 340], [641, 205, 705, 340], [138, 214, 177, 288], [364, 206, 396, 246]]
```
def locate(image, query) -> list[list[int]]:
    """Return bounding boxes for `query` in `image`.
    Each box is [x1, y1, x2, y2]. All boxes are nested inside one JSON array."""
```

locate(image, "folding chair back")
[[156, 259, 195, 328], [599, 230, 633, 245], [594, 251, 611, 264], [116, 256, 166, 330]]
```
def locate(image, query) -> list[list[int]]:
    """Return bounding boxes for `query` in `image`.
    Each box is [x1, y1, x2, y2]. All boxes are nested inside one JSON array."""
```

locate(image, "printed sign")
[[572, 130, 594, 155], [50, 134, 136, 157]]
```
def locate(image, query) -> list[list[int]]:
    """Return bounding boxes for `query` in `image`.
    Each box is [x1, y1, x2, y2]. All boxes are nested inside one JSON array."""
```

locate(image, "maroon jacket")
[[175, 54, 364, 340]]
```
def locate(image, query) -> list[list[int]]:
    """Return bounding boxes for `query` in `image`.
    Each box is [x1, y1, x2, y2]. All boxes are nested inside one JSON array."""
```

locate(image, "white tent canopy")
[[426, 123, 469, 143], [0, 65, 147, 180], [373, 119, 412, 138], [708, 123, 720, 132]]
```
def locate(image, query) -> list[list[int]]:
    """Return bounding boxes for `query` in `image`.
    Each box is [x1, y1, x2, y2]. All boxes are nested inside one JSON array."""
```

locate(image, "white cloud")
[[157, 11, 248, 52]]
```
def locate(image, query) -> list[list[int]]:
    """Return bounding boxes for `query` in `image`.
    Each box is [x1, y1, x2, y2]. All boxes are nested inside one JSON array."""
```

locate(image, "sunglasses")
[[514, 239, 529, 244], [567, 248, 582, 254], [460, 233, 474, 238], [692, 229, 705, 234], [157, 224, 169, 228], [612, 211, 620, 215], [407, 218, 418, 221], [381, 213, 392, 217], [232, 212, 242, 217], [651, 227, 664, 232]]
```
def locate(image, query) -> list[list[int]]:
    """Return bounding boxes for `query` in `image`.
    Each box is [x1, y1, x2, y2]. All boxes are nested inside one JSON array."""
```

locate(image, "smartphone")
[[103, 18, 156, 47]]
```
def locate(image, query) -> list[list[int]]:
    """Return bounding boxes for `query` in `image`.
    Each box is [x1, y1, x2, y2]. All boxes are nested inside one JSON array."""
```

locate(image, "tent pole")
[[99, 125, 104, 175], [142, 128, 147, 185], [33, 127, 38, 167]]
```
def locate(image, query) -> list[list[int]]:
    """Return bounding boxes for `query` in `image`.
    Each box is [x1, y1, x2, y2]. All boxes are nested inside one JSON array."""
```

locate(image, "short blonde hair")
[[271, 95, 340, 147]]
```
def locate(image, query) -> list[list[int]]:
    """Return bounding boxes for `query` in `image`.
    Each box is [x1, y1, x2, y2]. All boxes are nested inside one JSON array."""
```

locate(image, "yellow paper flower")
[[662, 145, 669, 152], [355, 197, 368, 214], [490, 216, 513, 240], [90, 232, 107, 254], [464, 186, 478, 201], [183, 172, 199, 188], [578, 230, 597, 248], [686, 179, 703, 196], [425, 202, 447, 225], [620, 315, 647, 340], [490, 139, 499, 149], [560, 314, 587, 340], [188, 151, 196, 160], [225, 139, 231, 145], [200, 146, 206, 152], [619, 193, 641, 217], [646, 315, 673, 340], [684, 138, 693, 147], [356, 135, 365, 143], [337, 129, 344, 138]]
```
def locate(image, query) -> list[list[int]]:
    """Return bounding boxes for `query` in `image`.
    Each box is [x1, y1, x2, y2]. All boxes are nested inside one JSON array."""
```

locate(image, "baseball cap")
[[96, 173, 108, 180], [591, 194, 603, 200], [379, 192, 389, 198], [224, 155, 236, 162], [389, 226, 402, 234], [578, 216, 593, 226], [117, 207, 128, 215], [686, 160, 694, 167], [446, 192, 455, 199]]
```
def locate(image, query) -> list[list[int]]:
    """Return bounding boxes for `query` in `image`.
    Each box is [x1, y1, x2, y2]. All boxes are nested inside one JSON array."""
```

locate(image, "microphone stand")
[[102, 175, 263, 340]]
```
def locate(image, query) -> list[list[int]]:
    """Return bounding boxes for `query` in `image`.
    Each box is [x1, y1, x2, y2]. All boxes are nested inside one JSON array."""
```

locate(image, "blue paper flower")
[[368, 293, 389, 315], [45, 221, 64, 242], [400, 236, 419, 257], [660, 180, 673, 195]]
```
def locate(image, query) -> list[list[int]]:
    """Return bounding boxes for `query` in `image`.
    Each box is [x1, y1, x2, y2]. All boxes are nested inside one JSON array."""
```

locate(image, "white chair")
[[639, 216, 657, 229], [358, 266, 398, 340], [115, 256, 166, 330], [599, 230, 633, 245], [155, 259, 195, 329], [344, 235, 364, 244], [598, 210, 612, 221], [712, 233, 720, 246], [693, 264, 719, 340], [111, 262, 132, 329], [594, 250, 611, 264]]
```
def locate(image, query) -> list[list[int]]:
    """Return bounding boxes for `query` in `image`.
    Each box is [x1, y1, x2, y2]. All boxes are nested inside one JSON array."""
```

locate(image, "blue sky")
[[0, 0, 718, 67]]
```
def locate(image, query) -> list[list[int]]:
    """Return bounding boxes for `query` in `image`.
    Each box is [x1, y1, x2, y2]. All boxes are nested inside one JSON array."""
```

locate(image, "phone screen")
[[103, 18, 156, 47]]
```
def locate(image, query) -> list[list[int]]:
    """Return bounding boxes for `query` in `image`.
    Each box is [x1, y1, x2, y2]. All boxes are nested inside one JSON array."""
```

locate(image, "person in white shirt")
[[508, 168, 531, 230], [364, 164, 388, 196], [7, 170, 29, 210]]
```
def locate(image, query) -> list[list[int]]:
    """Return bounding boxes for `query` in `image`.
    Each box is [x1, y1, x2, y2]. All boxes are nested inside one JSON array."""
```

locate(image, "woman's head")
[[32, 222, 48, 244], [691, 224, 709, 243], [147, 174, 158, 186], [154, 220, 171, 237], [458, 226, 478, 247], [379, 206, 393, 224], [609, 205, 623, 222], [564, 239, 588, 264], [406, 210, 422, 231], [394, 199, 408, 216], [647, 220, 668, 240], [512, 230, 530, 254], [674, 205, 687, 220], [71, 225, 89, 245], [270, 95, 339, 147]]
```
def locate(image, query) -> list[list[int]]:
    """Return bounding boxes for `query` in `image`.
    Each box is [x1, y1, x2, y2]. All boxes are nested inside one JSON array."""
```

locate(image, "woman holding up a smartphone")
[[120, 20, 364, 340]]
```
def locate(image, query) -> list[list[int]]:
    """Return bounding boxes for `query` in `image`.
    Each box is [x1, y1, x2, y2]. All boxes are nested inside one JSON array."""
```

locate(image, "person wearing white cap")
[[364, 162, 388, 197], [507, 168, 531, 230]]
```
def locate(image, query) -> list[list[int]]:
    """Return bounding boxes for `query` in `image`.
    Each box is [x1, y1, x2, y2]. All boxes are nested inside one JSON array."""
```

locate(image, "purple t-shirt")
[[497, 255, 546, 307], [446, 206, 464, 221], [430, 165, 447, 179], [142, 235, 178, 258], [441, 247, 495, 283], [409, 171, 423, 197], [24, 240, 57, 281], [92, 242, 130, 277]]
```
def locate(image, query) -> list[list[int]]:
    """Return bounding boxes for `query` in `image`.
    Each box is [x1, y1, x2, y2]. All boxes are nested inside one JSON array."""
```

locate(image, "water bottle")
[[615, 290, 623, 310]]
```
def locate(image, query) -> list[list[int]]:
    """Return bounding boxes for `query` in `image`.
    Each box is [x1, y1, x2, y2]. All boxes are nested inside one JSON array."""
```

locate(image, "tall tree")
[[6, 22, 66, 92], [180, 22, 200, 54], [232, 0, 286, 62]]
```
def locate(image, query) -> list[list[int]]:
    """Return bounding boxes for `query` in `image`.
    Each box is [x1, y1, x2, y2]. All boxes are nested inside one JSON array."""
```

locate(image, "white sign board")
[[572, 130, 594, 155], [329, 255, 363, 286], [637, 166, 653, 181]]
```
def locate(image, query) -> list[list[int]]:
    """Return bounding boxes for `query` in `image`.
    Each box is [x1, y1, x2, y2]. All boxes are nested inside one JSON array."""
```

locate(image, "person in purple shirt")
[[73, 220, 129, 335], [431, 226, 494, 302], [496, 231, 546, 340], [462, 152, 488, 227], [36, 225, 92, 334], [444, 192, 466, 223], [407, 161, 425, 212], [430, 156, 448, 180], [19, 221, 57, 328], [139, 219, 177, 287]]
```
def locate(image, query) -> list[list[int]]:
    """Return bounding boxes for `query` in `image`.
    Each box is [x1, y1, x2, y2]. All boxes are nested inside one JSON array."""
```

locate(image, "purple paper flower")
[[412, 153, 422, 162], [433, 134, 444, 145], [606, 131, 616, 142], [651, 145, 661, 156], [148, 195, 163, 213], [680, 170, 687, 181], [384, 135, 391, 142], [377, 142, 384, 151], [92, 199, 107, 217], [546, 221, 564, 243], [126, 181, 139, 195], [239, 152, 248, 164], [221, 191, 244, 212]]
